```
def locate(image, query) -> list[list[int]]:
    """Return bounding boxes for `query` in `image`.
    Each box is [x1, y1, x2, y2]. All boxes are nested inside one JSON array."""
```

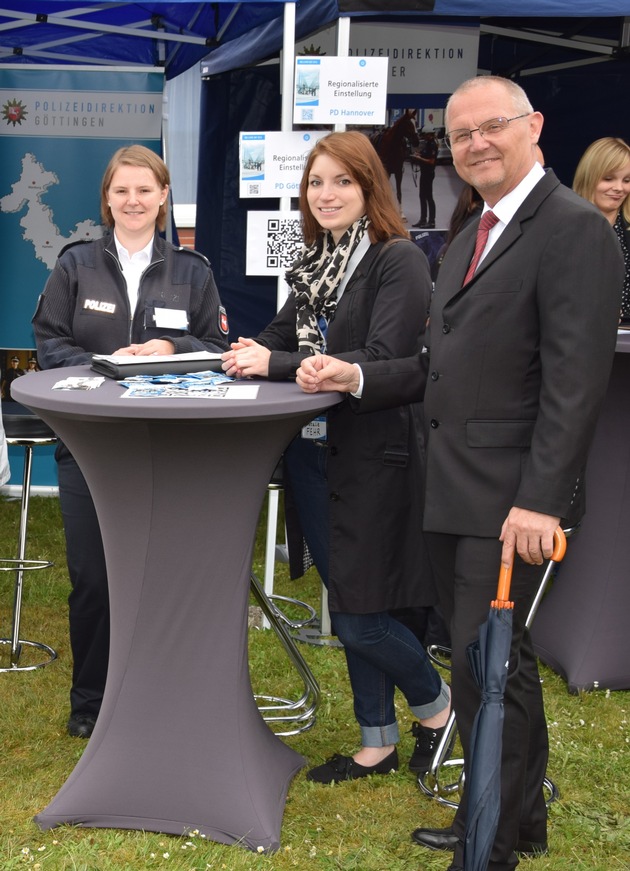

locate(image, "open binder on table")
[[91, 351, 224, 379]]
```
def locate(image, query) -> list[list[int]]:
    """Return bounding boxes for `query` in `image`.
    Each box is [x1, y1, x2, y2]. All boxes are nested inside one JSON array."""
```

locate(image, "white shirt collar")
[[486, 161, 546, 227], [114, 231, 154, 264]]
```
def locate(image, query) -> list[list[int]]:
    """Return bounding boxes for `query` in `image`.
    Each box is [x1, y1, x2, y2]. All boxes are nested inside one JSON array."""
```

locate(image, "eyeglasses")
[[445, 114, 531, 150]]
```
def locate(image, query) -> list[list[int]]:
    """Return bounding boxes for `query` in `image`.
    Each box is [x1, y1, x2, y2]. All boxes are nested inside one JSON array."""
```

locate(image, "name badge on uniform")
[[301, 415, 327, 441], [153, 308, 189, 330]]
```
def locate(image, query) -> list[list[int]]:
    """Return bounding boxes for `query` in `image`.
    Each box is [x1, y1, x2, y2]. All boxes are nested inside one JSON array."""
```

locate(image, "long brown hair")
[[298, 131, 409, 245], [100, 145, 170, 231]]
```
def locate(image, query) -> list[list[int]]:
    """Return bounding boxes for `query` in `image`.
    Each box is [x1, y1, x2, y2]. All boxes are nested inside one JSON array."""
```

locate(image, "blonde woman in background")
[[573, 137, 630, 322]]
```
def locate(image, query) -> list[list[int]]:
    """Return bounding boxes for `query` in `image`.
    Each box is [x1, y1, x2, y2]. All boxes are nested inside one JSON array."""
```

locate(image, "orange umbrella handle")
[[494, 527, 567, 608]]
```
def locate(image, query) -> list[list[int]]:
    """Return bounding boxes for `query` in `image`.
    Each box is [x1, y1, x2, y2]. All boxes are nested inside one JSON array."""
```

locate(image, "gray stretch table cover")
[[532, 332, 630, 692], [13, 366, 340, 851]]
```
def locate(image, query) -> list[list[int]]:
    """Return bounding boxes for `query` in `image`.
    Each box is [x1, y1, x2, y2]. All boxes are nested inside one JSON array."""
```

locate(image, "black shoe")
[[517, 838, 548, 856], [411, 826, 458, 851], [411, 825, 547, 858], [412, 220, 425, 228], [409, 721, 455, 773], [67, 712, 97, 739], [425, 221, 436, 228], [306, 748, 398, 784]]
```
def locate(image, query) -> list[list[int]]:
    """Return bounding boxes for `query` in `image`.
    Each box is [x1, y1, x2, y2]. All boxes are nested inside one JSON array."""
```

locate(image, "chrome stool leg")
[[417, 708, 463, 808], [1, 438, 57, 672], [418, 528, 579, 808], [250, 572, 320, 736], [292, 583, 343, 648], [259, 460, 341, 646]]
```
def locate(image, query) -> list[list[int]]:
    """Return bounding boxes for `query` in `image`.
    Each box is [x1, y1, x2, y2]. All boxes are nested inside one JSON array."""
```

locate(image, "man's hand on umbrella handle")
[[499, 507, 560, 567]]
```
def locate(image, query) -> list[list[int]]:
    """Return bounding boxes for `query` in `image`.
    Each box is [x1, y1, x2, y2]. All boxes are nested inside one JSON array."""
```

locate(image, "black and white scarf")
[[285, 216, 370, 353], [613, 213, 630, 317]]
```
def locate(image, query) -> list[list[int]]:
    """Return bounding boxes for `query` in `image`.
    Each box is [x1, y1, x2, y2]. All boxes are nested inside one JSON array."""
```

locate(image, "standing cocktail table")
[[14, 366, 340, 852]]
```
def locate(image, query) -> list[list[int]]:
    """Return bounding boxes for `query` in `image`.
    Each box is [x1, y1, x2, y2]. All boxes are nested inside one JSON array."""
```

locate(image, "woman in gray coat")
[[222, 131, 450, 782]]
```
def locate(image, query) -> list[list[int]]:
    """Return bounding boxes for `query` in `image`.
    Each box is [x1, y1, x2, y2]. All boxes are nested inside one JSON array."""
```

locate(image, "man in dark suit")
[[296, 76, 623, 870]]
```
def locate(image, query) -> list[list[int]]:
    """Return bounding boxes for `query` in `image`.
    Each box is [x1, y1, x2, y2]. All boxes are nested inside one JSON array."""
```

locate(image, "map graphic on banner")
[[0, 152, 102, 270], [0, 67, 163, 487], [0, 67, 163, 351]]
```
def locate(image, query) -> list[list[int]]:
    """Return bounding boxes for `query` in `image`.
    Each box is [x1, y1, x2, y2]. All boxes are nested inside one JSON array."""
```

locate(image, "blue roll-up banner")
[[0, 67, 164, 487]]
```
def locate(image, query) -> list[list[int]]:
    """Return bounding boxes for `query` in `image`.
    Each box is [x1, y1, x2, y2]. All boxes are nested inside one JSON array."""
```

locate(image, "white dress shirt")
[[114, 233, 154, 315], [478, 161, 545, 265]]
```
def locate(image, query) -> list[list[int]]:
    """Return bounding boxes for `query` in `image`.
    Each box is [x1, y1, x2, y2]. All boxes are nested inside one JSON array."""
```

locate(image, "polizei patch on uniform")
[[83, 299, 116, 314]]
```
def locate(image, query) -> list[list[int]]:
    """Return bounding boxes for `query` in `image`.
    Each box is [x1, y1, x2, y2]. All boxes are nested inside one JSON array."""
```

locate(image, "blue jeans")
[[331, 610, 450, 746], [283, 436, 449, 746]]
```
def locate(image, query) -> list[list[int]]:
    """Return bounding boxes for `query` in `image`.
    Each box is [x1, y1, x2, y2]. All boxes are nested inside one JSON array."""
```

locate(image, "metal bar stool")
[[417, 526, 579, 808], [259, 456, 341, 646], [259, 457, 318, 634], [0, 405, 57, 672], [250, 572, 320, 736]]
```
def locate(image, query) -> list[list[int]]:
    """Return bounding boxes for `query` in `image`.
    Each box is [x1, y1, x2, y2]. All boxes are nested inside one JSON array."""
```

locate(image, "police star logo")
[[2, 98, 28, 126]]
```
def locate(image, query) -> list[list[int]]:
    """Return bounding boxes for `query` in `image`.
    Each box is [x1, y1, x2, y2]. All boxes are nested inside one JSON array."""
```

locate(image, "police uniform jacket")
[[33, 232, 229, 369], [256, 238, 434, 613]]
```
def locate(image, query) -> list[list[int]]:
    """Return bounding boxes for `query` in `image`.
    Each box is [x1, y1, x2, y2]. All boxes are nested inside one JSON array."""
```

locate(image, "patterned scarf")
[[613, 213, 630, 317], [285, 215, 370, 353]]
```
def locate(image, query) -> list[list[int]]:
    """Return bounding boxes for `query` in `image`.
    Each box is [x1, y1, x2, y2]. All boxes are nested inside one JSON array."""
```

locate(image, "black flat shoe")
[[306, 748, 398, 784], [409, 721, 455, 773], [67, 712, 97, 739]]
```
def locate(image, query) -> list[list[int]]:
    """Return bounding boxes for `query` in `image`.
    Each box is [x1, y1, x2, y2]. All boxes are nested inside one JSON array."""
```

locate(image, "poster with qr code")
[[293, 56, 387, 126], [239, 130, 329, 198], [246, 211, 303, 276]]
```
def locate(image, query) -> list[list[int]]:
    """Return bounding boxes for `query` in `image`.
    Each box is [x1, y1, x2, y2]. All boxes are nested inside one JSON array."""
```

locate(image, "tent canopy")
[[0, 2, 294, 80], [0, 2, 628, 80]]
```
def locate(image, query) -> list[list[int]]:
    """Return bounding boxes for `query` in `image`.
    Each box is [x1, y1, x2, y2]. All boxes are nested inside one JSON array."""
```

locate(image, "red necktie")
[[462, 210, 499, 286]]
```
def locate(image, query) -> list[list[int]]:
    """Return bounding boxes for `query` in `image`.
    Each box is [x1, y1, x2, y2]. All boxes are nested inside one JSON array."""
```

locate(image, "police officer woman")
[[33, 145, 229, 738]]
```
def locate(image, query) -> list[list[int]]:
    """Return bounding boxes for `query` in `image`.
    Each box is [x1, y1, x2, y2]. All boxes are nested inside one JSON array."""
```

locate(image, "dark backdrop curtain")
[[195, 66, 282, 341], [519, 63, 630, 187]]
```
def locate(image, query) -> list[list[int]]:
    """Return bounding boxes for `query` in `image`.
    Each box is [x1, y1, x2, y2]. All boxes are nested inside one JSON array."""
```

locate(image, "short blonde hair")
[[101, 145, 170, 231], [573, 137, 630, 223]]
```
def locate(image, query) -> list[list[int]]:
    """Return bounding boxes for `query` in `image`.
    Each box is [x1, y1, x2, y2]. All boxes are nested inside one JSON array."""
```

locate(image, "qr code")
[[265, 217, 303, 270], [247, 183, 261, 196], [301, 109, 314, 122]]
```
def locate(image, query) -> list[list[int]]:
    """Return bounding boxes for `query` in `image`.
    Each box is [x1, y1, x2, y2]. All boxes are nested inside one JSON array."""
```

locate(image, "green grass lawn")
[[0, 493, 628, 871]]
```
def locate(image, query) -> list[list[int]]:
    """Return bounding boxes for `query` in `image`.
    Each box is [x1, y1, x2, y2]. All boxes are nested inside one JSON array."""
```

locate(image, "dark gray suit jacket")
[[357, 170, 624, 537]]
